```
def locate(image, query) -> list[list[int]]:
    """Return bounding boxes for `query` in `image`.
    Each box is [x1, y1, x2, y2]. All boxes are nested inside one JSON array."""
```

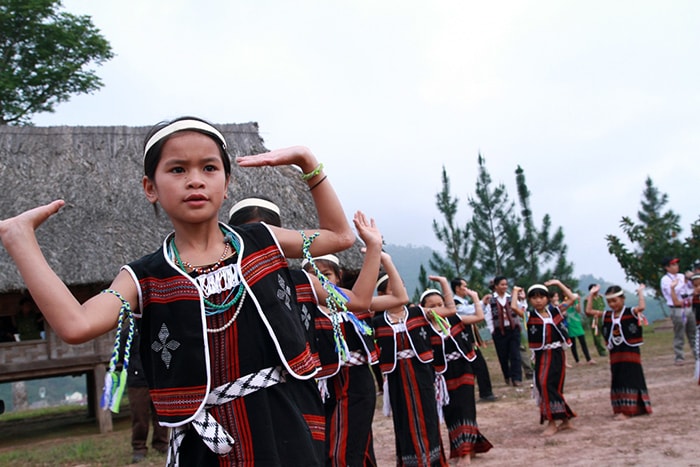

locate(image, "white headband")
[[376, 274, 389, 290], [314, 254, 339, 266], [144, 119, 227, 159], [605, 290, 624, 299], [420, 288, 442, 304], [527, 284, 548, 296], [229, 198, 281, 219], [692, 274, 700, 282]]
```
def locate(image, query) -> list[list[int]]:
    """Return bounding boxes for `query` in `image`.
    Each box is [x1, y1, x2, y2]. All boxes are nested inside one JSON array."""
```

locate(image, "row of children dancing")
[[0, 116, 653, 466], [232, 195, 493, 466], [510, 280, 653, 437]]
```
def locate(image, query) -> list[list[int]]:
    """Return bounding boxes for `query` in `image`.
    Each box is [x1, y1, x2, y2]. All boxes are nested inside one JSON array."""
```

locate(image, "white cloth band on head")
[[527, 284, 548, 296], [313, 254, 339, 266], [420, 288, 442, 304], [604, 290, 624, 299], [376, 274, 389, 290], [692, 274, 700, 282], [229, 198, 281, 219], [144, 119, 227, 159]]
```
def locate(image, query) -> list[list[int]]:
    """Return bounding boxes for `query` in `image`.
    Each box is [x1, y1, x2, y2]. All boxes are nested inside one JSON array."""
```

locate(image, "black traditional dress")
[[439, 315, 493, 458], [373, 306, 447, 467], [527, 305, 576, 424], [602, 307, 652, 416], [126, 222, 323, 466]]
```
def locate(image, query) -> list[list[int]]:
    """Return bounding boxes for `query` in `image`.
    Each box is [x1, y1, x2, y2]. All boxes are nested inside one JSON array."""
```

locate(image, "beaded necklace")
[[169, 229, 247, 322]]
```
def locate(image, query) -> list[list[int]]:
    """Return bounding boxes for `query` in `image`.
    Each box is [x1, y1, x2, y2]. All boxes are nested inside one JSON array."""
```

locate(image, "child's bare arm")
[[238, 147, 355, 257], [428, 275, 457, 317], [370, 252, 409, 311], [510, 286, 525, 317], [0, 200, 126, 344]]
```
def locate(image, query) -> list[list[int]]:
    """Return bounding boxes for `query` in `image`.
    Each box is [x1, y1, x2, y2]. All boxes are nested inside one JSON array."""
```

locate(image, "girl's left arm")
[[237, 147, 355, 257], [546, 279, 579, 307], [429, 275, 457, 318]]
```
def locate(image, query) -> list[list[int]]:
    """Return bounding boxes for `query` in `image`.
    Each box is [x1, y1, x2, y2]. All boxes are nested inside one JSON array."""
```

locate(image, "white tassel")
[[434, 373, 450, 423], [383, 378, 391, 417], [317, 379, 329, 401]]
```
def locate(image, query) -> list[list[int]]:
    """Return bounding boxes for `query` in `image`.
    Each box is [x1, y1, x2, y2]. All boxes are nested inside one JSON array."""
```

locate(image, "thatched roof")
[[0, 123, 362, 294]]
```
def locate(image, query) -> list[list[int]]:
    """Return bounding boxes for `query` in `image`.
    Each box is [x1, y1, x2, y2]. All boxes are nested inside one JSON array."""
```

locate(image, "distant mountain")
[[385, 245, 668, 323], [383, 244, 434, 297]]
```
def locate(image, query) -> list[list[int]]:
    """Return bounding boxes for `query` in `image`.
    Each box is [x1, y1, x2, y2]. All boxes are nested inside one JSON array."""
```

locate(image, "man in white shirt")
[[660, 257, 697, 365], [483, 276, 523, 386]]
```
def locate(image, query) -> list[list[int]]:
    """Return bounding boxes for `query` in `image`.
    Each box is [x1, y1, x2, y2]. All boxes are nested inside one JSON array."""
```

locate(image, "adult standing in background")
[[452, 277, 497, 402], [661, 257, 697, 366], [483, 276, 522, 387]]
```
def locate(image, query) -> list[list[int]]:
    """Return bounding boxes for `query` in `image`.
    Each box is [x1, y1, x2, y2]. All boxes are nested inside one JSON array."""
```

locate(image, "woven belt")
[[396, 349, 416, 360], [343, 350, 368, 367], [168, 366, 286, 466]]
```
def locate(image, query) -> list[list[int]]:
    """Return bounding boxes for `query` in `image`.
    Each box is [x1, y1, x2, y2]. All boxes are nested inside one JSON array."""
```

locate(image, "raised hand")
[[236, 146, 317, 173], [353, 211, 382, 249], [0, 200, 65, 249]]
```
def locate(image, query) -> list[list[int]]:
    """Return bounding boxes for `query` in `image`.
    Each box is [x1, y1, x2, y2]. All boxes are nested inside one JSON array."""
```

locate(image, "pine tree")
[[411, 264, 432, 304], [606, 177, 683, 297], [513, 165, 576, 288], [428, 166, 480, 282], [467, 154, 520, 281]]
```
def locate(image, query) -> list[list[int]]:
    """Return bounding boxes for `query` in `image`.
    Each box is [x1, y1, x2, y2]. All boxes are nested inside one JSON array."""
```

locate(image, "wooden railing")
[[0, 325, 116, 433]]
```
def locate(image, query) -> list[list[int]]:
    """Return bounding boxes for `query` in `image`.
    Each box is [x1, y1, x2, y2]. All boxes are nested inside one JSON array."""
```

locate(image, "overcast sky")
[[33, 1, 700, 287]]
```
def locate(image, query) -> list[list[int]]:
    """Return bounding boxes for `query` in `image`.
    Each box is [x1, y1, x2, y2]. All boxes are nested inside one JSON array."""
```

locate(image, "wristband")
[[301, 162, 324, 181]]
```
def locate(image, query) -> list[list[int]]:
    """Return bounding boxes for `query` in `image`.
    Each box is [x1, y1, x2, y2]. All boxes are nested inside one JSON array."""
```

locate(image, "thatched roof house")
[[0, 123, 363, 310]]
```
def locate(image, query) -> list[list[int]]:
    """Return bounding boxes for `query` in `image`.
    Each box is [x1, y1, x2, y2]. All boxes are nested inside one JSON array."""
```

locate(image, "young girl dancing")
[[587, 284, 652, 418], [0, 116, 358, 466], [373, 272, 450, 467], [229, 197, 384, 465], [513, 280, 577, 436], [420, 279, 492, 465]]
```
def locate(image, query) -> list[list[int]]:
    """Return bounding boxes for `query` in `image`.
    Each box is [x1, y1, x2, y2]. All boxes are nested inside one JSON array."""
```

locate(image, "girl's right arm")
[[510, 286, 525, 317], [0, 200, 131, 344], [370, 252, 409, 311], [584, 285, 603, 318]]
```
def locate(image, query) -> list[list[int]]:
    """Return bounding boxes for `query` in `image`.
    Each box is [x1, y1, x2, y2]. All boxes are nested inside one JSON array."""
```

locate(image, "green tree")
[[411, 264, 432, 304], [683, 216, 700, 265], [513, 165, 576, 288], [467, 153, 521, 280], [606, 177, 683, 298], [428, 166, 482, 286], [0, 0, 114, 125]]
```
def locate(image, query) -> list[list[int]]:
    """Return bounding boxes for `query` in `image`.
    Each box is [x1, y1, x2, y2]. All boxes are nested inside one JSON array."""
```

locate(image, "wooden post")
[[91, 364, 113, 433]]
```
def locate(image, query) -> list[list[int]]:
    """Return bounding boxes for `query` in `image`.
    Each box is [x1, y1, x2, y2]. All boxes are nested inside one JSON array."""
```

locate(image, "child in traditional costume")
[[301, 249, 384, 466], [372, 272, 450, 467], [228, 197, 383, 464], [514, 280, 577, 436], [0, 117, 358, 466], [420, 280, 493, 465], [588, 284, 652, 418]]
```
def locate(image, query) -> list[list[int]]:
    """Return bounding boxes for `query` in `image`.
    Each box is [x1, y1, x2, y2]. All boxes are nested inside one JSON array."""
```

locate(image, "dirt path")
[[2, 326, 699, 466], [372, 331, 700, 466]]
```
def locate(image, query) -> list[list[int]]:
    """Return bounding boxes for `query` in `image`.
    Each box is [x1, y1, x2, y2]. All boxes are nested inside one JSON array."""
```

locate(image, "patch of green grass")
[[0, 404, 83, 422]]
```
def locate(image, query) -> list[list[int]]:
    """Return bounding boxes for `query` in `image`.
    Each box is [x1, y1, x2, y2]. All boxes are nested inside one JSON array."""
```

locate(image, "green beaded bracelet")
[[301, 162, 324, 181]]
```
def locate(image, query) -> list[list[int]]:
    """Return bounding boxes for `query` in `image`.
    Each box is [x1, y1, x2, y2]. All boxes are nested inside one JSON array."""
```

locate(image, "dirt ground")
[[371, 326, 700, 467], [1, 325, 698, 466]]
